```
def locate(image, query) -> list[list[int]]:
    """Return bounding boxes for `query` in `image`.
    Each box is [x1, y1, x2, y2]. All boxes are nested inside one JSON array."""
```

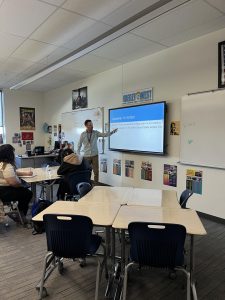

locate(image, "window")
[[0, 91, 4, 144]]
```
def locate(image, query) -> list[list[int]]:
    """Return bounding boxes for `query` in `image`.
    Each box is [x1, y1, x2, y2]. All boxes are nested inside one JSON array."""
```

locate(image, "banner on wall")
[[163, 164, 177, 187], [125, 160, 134, 178], [113, 159, 121, 176], [122, 88, 153, 105], [141, 161, 152, 181], [100, 158, 107, 173], [186, 169, 203, 195]]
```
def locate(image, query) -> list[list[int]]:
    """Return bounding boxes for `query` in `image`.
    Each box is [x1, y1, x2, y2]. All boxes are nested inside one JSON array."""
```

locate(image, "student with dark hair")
[[56, 148, 91, 199], [77, 119, 118, 183], [0, 144, 33, 223]]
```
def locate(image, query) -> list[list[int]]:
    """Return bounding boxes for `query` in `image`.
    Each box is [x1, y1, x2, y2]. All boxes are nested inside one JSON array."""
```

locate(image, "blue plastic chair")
[[36, 214, 108, 300], [63, 170, 92, 200], [122, 222, 190, 300], [76, 182, 92, 198], [180, 189, 193, 208]]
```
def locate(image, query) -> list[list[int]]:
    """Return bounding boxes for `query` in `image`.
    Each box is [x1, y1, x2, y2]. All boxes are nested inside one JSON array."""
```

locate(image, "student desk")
[[112, 205, 207, 300], [126, 188, 179, 208], [16, 154, 57, 169], [20, 166, 60, 202], [81, 186, 179, 208], [32, 200, 121, 257], [80, 186, 133, 205]]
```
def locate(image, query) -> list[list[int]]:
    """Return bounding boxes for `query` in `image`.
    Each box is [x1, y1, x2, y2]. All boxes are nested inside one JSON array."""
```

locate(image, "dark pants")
[[0, 186, 33, 215]]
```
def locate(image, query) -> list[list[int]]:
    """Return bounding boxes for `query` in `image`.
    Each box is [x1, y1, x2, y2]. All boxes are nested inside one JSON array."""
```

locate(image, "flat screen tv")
[[109, 102, 166, 155]]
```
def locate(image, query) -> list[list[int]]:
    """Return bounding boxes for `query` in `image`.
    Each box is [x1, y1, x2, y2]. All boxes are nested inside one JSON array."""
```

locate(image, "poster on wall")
[[218, 40, 225, 88], [141, 161, 152, 181], [53, 125, 57, 137], [72, 86, 88, 110], [125, 160, 134, 178], [113, 159, 121, 176], [48, 126, 52, 134], [21, 132, 34, 140], [58, 124, 62, 140], [186, 169, 203, 195], [163, 164, 177, 187], [20, 107, 35, 130], [122, 88, 153, 105], [170, 121, 180, 135], [100, 158, 107, 173]]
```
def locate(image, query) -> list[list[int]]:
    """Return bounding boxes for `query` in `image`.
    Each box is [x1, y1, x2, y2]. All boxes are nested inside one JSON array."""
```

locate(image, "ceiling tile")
[[162, 15, 225, 47], [0, 0, 57, 37], [63, 0, 130, 21], [63, 21, 111, 50], [30, 8, 95, 46], [0, 32, 25, 59], [132, 0, 222, 44], [12, 39, 57, 62], [92, 33, 166, 63], [39, 47, 72, 65], [1, 57, 34, 74], [39, 0, 66, 6], [204, 0, 225, 13], [66, 53, 120, 73], [101, 0, 158, 26]]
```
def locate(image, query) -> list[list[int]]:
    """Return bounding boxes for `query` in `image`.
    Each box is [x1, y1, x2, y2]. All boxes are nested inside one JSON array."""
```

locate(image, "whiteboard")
[[180, 90, 225, 168], [61, 107, 104, 152]]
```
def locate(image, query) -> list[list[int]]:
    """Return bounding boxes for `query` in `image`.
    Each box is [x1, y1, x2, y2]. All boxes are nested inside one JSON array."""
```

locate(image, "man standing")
[[77, 120, 118, 183]]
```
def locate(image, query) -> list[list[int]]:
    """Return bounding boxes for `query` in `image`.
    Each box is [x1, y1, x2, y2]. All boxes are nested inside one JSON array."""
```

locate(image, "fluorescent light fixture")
[[10, 0, 190, 90]]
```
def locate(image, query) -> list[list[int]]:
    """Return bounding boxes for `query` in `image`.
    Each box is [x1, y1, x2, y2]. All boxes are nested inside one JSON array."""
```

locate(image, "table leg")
[[112, 229, 125, 300], [45, 185, 51, 201], [111, 228, 116, 266], [31, 183, 37, 203], [121, 229, 126, 272], [190, 235, 198, 300]]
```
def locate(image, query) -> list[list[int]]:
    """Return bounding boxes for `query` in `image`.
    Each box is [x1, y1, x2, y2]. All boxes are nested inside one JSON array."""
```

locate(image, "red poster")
[[21, 132, 34, 140]]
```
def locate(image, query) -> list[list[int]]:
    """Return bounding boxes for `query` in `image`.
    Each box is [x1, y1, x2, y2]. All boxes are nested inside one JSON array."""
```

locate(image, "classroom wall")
[[43, 27, 225, 219], [3, 89, 45, 155]]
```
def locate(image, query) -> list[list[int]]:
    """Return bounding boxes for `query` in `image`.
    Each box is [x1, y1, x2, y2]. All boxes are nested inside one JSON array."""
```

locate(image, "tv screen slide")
[[109, 102, 166, 154]]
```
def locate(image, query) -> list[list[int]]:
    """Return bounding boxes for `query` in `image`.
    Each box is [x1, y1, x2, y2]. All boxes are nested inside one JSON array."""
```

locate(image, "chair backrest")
[[76, 182, 92, 198], [179, 189, 193, 208], [43, 214, 93, 258], [66, 170, 91, 195], [128, 222, 186, 268]]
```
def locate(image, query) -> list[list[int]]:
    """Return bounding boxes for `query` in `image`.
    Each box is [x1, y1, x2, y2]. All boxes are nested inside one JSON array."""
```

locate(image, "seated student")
[[57, 148, 91, 199], [56, 141, 69, 164], [0, 144, 33, 223]]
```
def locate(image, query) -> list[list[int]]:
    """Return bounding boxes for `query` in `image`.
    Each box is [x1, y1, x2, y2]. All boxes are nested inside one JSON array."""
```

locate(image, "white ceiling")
[[0, 0, 225, 92]]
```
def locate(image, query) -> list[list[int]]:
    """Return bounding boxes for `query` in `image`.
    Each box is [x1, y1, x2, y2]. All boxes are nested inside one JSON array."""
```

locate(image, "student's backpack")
[[32, 200, 52, 235]]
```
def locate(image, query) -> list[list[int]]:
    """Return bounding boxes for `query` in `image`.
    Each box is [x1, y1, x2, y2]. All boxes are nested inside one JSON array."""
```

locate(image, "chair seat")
[[88, 234, 102, 255]]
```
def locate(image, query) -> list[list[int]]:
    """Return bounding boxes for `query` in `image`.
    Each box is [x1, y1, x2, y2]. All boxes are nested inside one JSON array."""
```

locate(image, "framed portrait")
[[218, 41, 225, 88], [72, 86, 88, 110], [20, 107, 35, 130]]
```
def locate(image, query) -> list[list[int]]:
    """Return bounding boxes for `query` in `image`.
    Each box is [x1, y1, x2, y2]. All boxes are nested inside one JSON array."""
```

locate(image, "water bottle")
[[46, 165, 51, 177]]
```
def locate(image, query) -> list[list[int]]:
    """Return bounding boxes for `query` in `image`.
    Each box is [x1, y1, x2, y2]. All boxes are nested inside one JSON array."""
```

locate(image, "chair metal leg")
[[175, 267, 191, 300], [95, 259, 101, 300], [37, 252, 54, 300], [14, 202, 24, 225], [123, 262, 135, 300]]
